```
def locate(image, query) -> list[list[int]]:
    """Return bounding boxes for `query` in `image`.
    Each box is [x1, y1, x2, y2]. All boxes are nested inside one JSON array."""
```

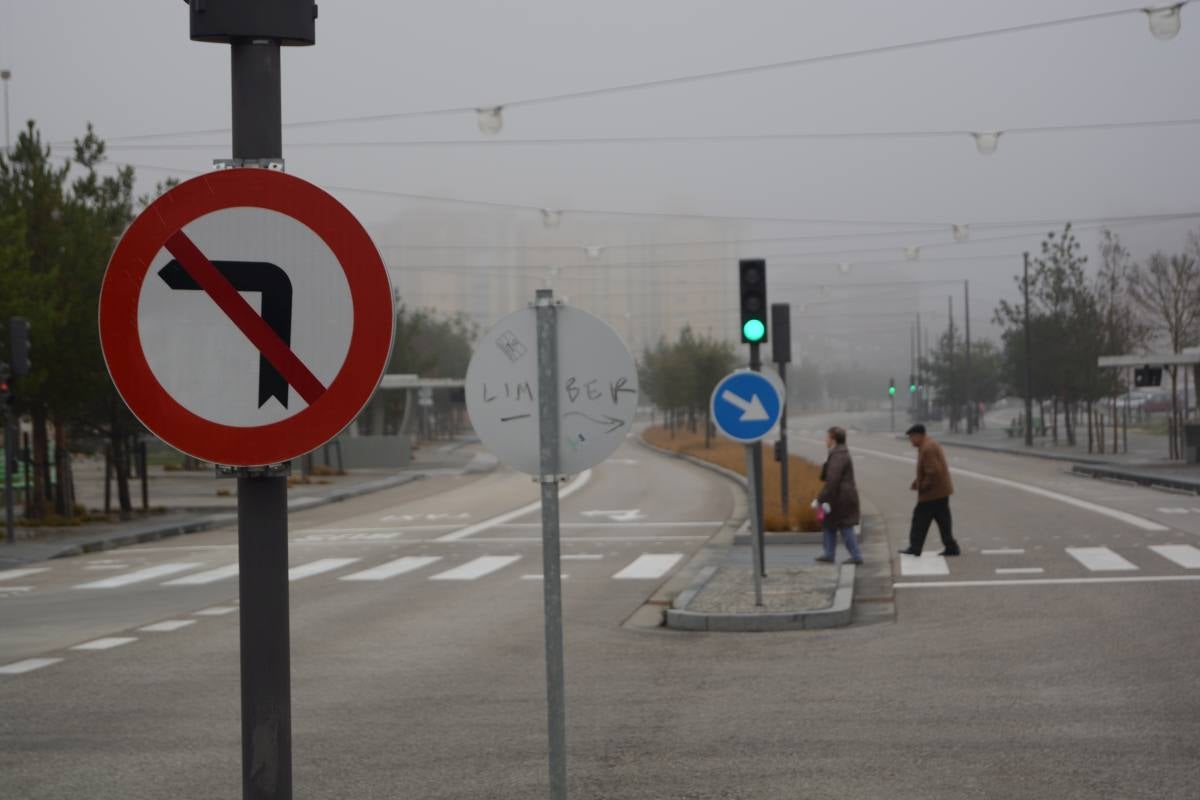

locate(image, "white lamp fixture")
[[905, 246, 921, 262], [476, 106, 504, 135], [953, 224, 969, 242], [1145, 4, 1183, 40], [584, 245, 602, 259], [971, 131, 1002, 155], [541, 209, 562, 229]]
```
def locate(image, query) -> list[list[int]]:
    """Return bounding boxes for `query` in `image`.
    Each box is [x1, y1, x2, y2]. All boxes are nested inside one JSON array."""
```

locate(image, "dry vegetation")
[[643, 426, 823, 532]]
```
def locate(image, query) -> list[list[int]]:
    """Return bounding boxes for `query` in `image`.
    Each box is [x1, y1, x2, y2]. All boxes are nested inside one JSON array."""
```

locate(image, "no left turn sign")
[[99, 168, 394, 466]]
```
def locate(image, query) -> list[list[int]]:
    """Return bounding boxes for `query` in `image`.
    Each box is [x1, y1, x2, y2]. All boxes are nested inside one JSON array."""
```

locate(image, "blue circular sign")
[[709, 370, 785, 443]]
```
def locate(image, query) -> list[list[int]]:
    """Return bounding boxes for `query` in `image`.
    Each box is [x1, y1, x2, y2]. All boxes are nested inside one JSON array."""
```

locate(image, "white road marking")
[[0, 658, 63, 675], [138, 620, 195, 632], [581, 509, 646, 522], [981, 548, 1025, 555], [162, 564, 239, 586], [288, 558, 361, 581], [194, 606, 238, 616], [898, 553, 950, 576], [561, 554, 604, 561], [0, 567, 49, 581], [83, 564, 130, 571], [613, 553, 683, 579], [995, 567, 1044, 575], [836, 443, 1168, 532], [896, 575, 1200, 588], [303, 521, 720, 534], [521, 574, 569, 581], [438, 535, 710, 544], [429, 555, 522, 581], [340, 556, 442, 582], [1067, 546, 1138, 572], [435, 470, 592, 542], [74, 563, 203, 589], [71, 637, 137, 651], [1157, 507, 1190, 514], [1149, 544, 1200, 569], [0, 586, 33, 595], [381, 512, 470, 523]]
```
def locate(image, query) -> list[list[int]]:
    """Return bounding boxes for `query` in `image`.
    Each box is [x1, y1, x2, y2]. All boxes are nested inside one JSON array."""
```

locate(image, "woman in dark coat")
[[815, 426, 863, 565]]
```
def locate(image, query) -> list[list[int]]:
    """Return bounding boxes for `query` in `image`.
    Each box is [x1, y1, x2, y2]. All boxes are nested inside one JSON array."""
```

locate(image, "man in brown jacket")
[[898, 424, 961, 557]]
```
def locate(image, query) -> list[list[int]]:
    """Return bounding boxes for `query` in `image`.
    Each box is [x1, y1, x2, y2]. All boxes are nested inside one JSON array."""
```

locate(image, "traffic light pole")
[[4, 407, 14, 544], [749, 342, 766, 578]]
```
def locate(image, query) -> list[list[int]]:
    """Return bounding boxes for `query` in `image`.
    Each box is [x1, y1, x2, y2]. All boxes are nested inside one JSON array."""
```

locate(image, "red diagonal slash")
[[164, 230, 327, 405]]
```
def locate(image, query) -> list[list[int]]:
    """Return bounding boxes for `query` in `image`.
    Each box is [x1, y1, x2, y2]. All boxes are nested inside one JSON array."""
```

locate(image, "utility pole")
[[915, 313, 923, 421], [1, 70, 10, 155], [1023, 252, 1034, 447], [947, 295, 955, 432], [964, 280, 972, 434]]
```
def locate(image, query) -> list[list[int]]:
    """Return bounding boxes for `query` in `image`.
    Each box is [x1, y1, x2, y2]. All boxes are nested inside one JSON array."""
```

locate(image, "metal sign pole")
[[230, 38, 293, 800], [748, 342, 765, 576], [744, 445, 764, 607], [535, 288, 567, 800], [4, 409, 15, 544]]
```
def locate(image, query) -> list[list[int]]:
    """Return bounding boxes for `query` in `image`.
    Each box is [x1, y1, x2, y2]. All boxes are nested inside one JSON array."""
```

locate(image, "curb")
[[635, 434, 748, 488], [1071, 463, 1200, 495], [665, 563, 856, 633], [939, 438, 1107, 465], [24, 470, 447, 563]]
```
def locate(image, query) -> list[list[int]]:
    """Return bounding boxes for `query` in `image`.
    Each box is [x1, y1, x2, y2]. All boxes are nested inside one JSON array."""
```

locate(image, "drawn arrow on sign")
[[160, 231, 326, 407], [721, 389, 769, 422], [159, 259, 295, 408], [563, 411, 626, 433]]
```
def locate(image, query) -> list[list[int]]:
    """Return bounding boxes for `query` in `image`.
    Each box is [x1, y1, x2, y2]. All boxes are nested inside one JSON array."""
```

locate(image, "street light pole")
[[1023, 252, 1034, 447], [1, 70, 11, 155], [964, 280, 972, 434]]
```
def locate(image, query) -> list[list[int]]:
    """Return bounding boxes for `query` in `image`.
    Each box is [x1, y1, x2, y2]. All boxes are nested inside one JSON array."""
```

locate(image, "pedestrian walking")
[[815, 426, 863, 565], [898, 423, 961, 557]]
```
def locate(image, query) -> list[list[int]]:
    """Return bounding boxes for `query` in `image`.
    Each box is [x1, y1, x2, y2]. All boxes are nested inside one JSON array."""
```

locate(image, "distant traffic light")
[[888, 379, 896, 397], [8, 317, 30, 377], [738, 259, 768, 344], [909, 375, 917, 393]]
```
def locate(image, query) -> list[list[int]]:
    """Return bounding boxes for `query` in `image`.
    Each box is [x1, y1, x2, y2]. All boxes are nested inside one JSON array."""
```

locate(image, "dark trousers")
[[909, 497, 957, 554]]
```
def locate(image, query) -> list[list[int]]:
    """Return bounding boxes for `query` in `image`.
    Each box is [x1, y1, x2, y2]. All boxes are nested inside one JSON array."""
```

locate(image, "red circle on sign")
[[99, 168, 394, 466]]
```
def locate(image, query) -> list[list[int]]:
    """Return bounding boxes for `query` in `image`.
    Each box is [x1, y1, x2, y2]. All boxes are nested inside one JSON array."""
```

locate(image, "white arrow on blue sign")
[[710, 369, 786, 443]]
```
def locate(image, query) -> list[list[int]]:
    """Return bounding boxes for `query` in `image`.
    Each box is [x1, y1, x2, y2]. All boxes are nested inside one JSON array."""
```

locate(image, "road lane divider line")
[[194, 606, 238, 616], [73, 562, 204, 589], [71, 637, 138, 651], [429, 555, 522, 581], [138, 620, 196, 632], [0, 567, 50, 581], [613, 553, 683, 579], [340, 556, 442, 582], [896, 575, 1200, 588], [1148, 544, 1200, 568], [288, 558, 361, 582], [819, 442, 1169, 532], [162, 564, 240, 586], [521, 574, 569, 581], [434, 469, 592, 542], [1067, 546, 1139, 571], [0, 658, 63, 675]]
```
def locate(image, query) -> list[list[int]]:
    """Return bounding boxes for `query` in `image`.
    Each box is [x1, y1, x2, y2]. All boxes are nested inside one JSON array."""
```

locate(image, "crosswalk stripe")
[[162, 564, 239, 586], [74, 563, 203, 589], [0, 658, 63, 675], [139, 620, 195, 632], [194, 606, 238, 616], [0, 567, 50, 581], [1149, 544, 1200, 569], [340, 556, 442, 582], [995, 567, 1044, 575], [898, 553, 950, 576], [613, 553, 683, 580], [1066, 546, 1138, 571], [71, 637, 137, 651], [288, 558, 360, 582], [429, 555, 521, 581]]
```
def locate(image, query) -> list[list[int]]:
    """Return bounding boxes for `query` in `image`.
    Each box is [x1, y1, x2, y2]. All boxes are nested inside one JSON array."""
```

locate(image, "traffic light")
[[1134, 366, 1162, 388], [909, 375, 917, 394], [888, 379, 896, 397], [8, 317, 30, 377], [738, 259, 768, 344]]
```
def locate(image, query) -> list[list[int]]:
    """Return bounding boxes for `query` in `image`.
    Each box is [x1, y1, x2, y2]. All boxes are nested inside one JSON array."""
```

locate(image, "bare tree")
[[1127, 241, 1200, 455]]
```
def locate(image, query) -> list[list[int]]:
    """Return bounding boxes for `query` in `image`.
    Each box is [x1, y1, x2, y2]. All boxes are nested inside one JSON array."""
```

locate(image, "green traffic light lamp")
[[888, 385, 896, 397], [742, 318, 766, 343]]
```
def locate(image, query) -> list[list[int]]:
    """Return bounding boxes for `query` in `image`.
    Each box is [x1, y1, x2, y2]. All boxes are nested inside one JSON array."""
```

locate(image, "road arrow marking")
[[581, 509, 646, 522], [721, 389, 769, 422]]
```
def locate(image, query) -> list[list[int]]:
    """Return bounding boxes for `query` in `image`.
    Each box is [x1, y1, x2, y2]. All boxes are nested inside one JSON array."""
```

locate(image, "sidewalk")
[[0, 440, 497, 568]]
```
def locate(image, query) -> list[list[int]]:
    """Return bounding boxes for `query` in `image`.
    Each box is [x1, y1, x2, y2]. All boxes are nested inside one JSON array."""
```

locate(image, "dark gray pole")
[[535, 289, 567, 800], [770, 303, 791, 526], [947, 296, 955, 432], [749, 342, 765, 577], [1023, 253, 1034, 447], [4, 411, 14, 544], [964, 280, 972, 434], [777, 366, 789, 522], [231, 37, 293, 800]]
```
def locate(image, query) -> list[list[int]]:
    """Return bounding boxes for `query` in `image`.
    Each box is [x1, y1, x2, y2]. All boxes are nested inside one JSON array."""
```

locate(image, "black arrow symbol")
[[159, 259, 294, 408], [563, 411, 626, 434]]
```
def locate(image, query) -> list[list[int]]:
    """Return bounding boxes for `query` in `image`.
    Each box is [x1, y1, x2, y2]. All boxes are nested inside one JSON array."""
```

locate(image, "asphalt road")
[[2, 431, 1199, 799]]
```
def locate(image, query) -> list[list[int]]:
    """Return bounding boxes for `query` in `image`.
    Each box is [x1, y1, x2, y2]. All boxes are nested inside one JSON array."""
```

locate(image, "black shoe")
[[898, 548, 920, 556], [843, 558, 863, 565], [815, 555, 834, 563], [940, 548, 962, 557]]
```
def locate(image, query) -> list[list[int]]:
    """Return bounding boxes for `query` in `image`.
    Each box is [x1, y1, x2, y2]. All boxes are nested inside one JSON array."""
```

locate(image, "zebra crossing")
[[898, 543, 1200, 578], [0, 550, 687, 597]]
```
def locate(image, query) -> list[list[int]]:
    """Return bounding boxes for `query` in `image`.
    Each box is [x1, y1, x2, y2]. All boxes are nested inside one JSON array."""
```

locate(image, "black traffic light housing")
[[187, 0, 318, 46], [738, 259, 768, 344], [888, 378, 896, 397], [8, 317, 30, 378], [1134, 366, 1163, 388]]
